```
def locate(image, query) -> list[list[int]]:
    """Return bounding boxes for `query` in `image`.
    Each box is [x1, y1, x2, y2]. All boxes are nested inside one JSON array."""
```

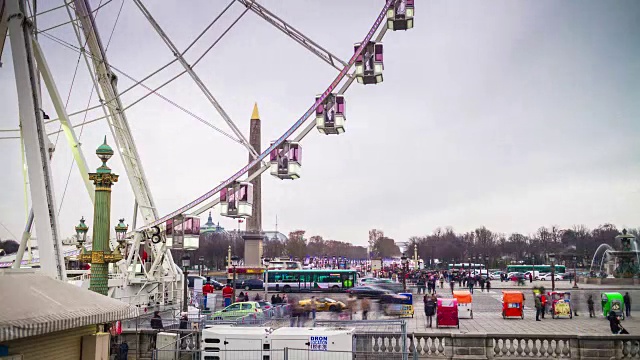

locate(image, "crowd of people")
[[406, 270, 492, 295]]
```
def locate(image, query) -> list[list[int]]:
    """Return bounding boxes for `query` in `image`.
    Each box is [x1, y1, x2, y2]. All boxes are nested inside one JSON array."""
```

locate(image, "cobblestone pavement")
[[326, 289, 640, 335]]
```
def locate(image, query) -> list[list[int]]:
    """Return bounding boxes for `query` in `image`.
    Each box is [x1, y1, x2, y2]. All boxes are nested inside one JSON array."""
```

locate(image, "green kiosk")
[[601, 292, 625, 319]]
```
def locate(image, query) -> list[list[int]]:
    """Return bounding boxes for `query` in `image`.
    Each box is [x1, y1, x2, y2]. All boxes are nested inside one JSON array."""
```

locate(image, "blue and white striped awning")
[[0, 271, 139, 342]]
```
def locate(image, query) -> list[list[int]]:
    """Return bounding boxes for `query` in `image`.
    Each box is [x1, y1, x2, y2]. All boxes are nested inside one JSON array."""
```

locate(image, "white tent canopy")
[[0, 270, 138, 341]]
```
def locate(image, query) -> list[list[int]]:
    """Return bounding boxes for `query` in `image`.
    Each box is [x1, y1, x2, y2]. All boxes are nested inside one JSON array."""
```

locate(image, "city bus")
[[264, 269, 357, 293], [506, 265, 566, 274]]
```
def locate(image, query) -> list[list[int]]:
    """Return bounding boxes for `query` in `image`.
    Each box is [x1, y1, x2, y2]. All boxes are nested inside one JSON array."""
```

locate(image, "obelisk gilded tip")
[[251, 102, 260, 120]]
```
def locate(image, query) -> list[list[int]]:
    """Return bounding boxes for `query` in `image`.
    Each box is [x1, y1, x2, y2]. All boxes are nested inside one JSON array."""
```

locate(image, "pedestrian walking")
[[417, 276, 425, 294], [449, 279, 455, 294], [535, 295, 542, 321], [118, 341, 129, 360], [540, 293, 547, 319], [439, 274, 444, 289], [424, 295, 436, 328], [587, 294, 595, 318], [467, 277, 474, 294], [624, 292, 631, 318], [361, 297, 371, 320], [608, 312, 629, 334], [310, 296, 317, 320], [347, 295, 357, 320], [486, 279, 491, 292]]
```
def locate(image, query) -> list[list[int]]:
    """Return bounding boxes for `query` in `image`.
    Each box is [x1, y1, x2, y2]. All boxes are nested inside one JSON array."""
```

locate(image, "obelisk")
[[247, 103, 262, 232], [243, 103, 264, 266]]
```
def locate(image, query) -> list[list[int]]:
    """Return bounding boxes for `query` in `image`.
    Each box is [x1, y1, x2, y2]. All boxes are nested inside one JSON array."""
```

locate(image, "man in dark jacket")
[[624, 292, 631, 318], [150, 311, 164, 330], [424, 295, 436, 328]]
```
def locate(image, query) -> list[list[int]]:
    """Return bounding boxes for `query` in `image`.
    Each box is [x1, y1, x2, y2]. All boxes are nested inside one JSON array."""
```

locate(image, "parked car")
[[212, 301, 264, 320], [535, 273, 548, 280], [210, 279, 224, 290], [241, 278, 264, 290], [489, 271, 504, 280], [538, 273, 563, 281]]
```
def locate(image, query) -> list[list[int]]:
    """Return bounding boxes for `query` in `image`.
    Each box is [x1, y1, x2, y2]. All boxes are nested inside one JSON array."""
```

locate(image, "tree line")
[[169, 230, 368, 271], [402, 224, 638, 268], [264, 230, 368, 260]]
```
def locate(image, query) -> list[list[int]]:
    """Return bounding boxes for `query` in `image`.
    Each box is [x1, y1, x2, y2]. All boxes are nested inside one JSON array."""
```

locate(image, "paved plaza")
[[306, 286, 640, 335], [404, 289, 640, 335]]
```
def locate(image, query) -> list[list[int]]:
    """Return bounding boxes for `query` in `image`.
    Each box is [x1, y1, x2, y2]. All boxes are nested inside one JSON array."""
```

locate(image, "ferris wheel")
[[1, 0, 414, 306]]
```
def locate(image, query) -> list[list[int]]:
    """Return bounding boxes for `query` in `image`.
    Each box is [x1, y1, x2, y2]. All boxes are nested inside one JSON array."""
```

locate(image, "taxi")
[[299, 297, 346, 312]]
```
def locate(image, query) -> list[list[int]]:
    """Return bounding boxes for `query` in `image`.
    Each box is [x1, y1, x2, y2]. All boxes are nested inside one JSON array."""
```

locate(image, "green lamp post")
[[115, 219, 129, 253], [82, 137, 122, 295], [75, 217, 89, 250]]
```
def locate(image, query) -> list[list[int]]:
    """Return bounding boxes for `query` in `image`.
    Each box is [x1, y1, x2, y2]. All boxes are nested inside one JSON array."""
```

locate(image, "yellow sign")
[[555, 301, 570, 316], [401, 305, 414, 317]]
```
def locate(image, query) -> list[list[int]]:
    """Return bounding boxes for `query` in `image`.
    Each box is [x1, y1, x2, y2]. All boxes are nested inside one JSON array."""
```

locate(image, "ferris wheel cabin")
[[316, 93, 346, 135], [354, 41, 384, 85], [219, 182, 254, 218], [165, 215, 200, 250], [269, 141, 302, 180], [387, 0, 414, 31]]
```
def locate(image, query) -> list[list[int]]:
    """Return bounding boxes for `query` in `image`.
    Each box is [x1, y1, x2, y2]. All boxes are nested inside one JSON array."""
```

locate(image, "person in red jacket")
[[222, 281, 234, 307], [202, 278, 214, 309]]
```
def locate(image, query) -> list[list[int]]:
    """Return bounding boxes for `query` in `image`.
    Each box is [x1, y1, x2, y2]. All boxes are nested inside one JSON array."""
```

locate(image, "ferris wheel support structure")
[[71, 0, 182, 306], [72, 0, 160, 226], [6, 0, 66, 280]]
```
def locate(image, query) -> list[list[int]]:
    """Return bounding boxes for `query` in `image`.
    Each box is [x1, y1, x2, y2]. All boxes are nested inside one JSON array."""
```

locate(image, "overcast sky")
[[1, 0, 639, 247]]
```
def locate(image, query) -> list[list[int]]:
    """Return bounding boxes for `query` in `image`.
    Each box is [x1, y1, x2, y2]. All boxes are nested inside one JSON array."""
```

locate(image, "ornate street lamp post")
[[549, 253, 556, 292], [75, 217, 89, 249], [572, 255, 579, 289], [401, 253, 408, 291], [115, 219, 128, 257], [231, 256, 240, 302], [77, 138, 125, 295], [262, 256, 271, 300], [182, 254, 191, 312], [485, 255, 489, 278]]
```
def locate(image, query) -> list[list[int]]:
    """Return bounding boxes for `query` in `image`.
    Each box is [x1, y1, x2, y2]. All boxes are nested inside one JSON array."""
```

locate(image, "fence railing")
[[153, 348, 410, 360], [410, 333, 640, 359], [120, 329, 640, 360]]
